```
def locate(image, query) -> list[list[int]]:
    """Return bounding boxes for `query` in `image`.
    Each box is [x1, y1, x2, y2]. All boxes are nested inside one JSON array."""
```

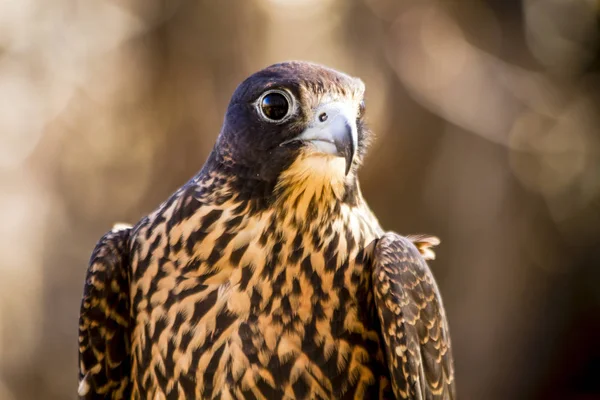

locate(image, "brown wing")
[[372, 232, 455, 400], [78, 225, 132, 399]]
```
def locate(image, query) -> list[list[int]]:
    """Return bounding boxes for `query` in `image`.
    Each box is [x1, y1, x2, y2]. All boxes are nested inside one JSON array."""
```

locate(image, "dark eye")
[[259, 90, 292, 122]]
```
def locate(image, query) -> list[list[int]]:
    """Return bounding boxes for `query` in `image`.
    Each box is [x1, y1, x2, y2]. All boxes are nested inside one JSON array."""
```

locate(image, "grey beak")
[[331, 117, 355, 176], [283, 102, 358, 175]]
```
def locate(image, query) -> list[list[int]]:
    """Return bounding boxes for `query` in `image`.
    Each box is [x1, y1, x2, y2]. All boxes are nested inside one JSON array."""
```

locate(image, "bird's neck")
[[197, 148, 363, 218], [183, 158, 383, 282]]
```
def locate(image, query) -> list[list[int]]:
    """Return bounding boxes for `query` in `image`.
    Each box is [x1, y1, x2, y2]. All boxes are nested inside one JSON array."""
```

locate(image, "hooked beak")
[[282, 102, 358, 175]]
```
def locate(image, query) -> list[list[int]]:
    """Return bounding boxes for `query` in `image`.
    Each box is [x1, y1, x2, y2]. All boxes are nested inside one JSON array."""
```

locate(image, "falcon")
[[78, 61, 455, 399]]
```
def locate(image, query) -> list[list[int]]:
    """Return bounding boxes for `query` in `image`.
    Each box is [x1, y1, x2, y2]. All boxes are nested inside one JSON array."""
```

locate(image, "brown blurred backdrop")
[[1, 0, 599, 399]]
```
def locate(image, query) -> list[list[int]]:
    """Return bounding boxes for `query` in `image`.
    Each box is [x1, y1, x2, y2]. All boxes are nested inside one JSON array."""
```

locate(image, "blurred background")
[[0, 0, 599, 398]]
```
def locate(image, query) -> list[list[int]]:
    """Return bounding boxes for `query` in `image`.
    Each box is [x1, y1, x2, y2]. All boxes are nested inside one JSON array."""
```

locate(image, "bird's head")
[[212, 61, 370, 206]]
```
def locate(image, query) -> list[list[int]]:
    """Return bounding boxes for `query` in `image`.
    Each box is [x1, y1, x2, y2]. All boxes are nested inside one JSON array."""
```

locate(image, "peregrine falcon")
[[78, 61, 455, 399]]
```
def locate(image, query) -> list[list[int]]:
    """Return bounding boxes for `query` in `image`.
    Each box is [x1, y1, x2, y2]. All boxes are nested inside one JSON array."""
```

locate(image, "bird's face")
[[216, 61, 369, 200]]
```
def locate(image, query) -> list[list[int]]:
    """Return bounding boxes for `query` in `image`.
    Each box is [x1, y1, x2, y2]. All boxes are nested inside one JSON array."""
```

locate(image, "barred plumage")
[[78, 61, 455, 399]]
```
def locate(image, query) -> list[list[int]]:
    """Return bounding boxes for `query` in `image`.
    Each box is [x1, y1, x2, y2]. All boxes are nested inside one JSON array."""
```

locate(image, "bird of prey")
[[78, 61, 455, 399]]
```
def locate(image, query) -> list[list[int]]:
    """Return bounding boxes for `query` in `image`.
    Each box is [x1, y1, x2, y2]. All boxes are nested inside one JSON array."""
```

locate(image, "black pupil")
[[261, 92, 289, 121]]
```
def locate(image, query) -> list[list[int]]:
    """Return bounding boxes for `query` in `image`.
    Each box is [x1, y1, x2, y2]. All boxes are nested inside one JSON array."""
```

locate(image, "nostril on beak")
[[318, 112, 328, 122]]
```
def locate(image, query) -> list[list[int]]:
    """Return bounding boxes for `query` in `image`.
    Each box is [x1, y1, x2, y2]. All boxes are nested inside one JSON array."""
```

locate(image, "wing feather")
[[372, 232, 455, 399], [78, 225, 132, 399]]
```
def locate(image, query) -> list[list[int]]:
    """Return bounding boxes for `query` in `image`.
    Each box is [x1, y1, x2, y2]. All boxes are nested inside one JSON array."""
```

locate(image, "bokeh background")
[[1, 0, 599, 399]]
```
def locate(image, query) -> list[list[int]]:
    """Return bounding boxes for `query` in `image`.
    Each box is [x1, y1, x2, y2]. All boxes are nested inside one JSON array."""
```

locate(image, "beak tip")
[[344, 155, 353, 176], [335, 119, 356, 177]]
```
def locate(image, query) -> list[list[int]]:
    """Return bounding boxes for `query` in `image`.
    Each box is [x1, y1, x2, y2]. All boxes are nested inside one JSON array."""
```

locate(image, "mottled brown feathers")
[[77, 61, 455, 400], [120, 173, 388, 399], [78, 226, 132, 399], [373, 233, 455, 399]]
